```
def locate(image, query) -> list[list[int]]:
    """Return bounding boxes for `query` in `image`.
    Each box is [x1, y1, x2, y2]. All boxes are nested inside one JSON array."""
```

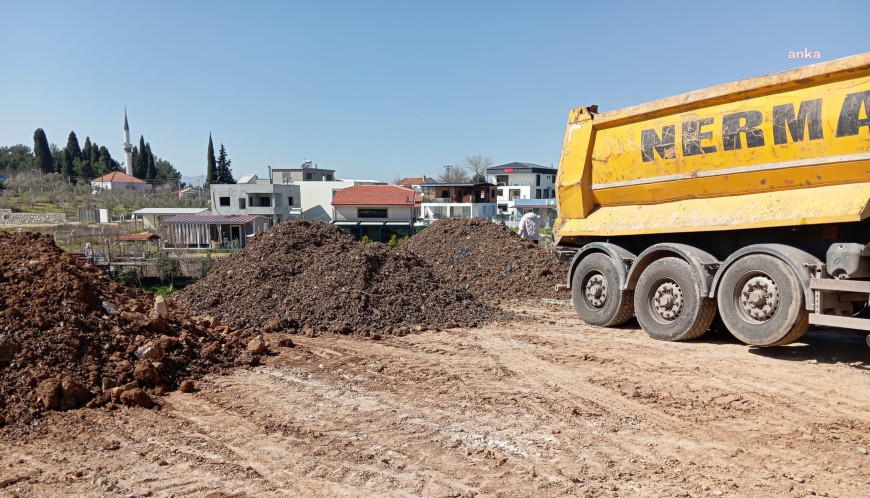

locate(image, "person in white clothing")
[[517, 209, 545, 244]]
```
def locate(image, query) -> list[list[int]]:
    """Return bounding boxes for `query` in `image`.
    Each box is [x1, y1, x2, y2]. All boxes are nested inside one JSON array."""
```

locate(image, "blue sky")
[[1, 0, 867, 183]]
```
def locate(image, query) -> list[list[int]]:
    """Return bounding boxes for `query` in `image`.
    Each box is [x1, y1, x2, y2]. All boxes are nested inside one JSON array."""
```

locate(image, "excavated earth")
[[0, 232, 252, 428], [173, 221, 506, 337], [402, 218, 570, 302]]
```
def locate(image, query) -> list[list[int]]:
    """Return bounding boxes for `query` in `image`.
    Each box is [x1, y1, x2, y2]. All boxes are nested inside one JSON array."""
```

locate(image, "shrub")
[[197, 253, 215, 279], [154, 251, 181, 289]]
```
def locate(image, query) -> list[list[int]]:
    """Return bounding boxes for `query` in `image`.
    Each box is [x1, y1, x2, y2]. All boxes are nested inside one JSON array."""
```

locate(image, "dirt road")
[[2, 302, 868, 497]]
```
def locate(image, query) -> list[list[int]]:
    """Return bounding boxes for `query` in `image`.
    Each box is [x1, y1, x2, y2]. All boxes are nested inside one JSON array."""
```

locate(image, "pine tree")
[[33, 128, 53, 174], [206, 134, 216, 186], [216, 143, 234, 184]]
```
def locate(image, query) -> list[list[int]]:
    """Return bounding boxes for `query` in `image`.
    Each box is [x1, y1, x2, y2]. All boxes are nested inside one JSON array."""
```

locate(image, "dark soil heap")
[[174, 221, 502, 335], [402, 218, 569, 302], [0, 232, 250, 428]]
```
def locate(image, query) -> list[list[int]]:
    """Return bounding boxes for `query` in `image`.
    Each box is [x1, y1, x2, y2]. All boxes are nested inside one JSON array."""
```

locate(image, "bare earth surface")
[[1, 302, 868, 497]]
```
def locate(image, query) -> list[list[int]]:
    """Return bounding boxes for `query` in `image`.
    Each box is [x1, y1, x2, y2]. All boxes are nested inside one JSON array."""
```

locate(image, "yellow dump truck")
[[554, 52, 870, 346]]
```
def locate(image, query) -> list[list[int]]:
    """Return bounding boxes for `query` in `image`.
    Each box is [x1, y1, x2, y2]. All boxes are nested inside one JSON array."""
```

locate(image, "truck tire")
[[571, 253, 634, 327], [716, 254, 809, 346], [634, 257, 715, 341]]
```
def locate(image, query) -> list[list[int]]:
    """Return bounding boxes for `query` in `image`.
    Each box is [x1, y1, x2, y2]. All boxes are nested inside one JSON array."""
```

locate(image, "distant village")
[[59, 114, 559, 250]]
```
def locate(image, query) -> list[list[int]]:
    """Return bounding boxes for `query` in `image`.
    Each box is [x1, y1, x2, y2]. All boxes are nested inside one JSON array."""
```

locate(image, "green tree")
[[33, 129, 54, 174], [96, 146, 119, 176], [154, 250, 181, 289], [74, 157, 94, 181], [135, 136, 148, 179], [206, 134, 216, 186], [82, 137, 92, 164], [61, 148, 74, 179], [155, 158, 181, 183], [0, 144, 34, 174], [145, 143, 157, 180], [216, 143, 235, 184], [66, 131, 82, 162]]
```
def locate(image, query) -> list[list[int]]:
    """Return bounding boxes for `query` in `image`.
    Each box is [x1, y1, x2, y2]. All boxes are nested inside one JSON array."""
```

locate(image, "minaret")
[[123, 110, 133, 176]]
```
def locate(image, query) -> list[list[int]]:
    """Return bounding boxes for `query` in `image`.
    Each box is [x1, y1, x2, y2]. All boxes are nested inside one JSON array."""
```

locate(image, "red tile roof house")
[[331, 185, 417, 242], [395, 176, 430, 191], [90, 171, 151, 193]]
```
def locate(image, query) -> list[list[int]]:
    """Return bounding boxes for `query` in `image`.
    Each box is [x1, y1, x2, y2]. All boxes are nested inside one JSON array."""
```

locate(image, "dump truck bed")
[[555, 53, 870, 245]]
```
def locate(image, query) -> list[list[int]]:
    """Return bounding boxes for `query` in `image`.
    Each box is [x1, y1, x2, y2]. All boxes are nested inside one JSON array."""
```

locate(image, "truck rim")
[[583, 272, 607, 308], [647, 278, 684, 324], [732, 273, 780, 324]]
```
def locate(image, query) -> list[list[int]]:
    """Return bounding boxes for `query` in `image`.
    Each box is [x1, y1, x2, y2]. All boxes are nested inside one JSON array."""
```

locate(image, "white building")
[[418, 182, 498, 222], [209, 174, 301, 226], [331, 185, 416, 241], [486, 162, 558, 216], [91, 171, 150, 193]]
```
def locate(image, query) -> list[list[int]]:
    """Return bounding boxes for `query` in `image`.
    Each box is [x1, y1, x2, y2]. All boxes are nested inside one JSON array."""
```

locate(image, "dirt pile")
[[173, 221, 503, 336], [0, 232, 251, 427], [402, 218, 569, 302]]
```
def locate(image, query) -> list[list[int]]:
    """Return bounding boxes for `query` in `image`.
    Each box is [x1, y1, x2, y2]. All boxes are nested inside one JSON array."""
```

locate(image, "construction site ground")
[[2, 302, 868, 497]]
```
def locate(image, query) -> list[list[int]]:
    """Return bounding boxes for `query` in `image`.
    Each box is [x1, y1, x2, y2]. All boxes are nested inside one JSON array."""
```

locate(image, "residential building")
[[331, 185, 416, 242], [209, 174, 301, 226], [418, 182, 498, 222], [486, 162, 558, 216], [131, 207, 210, 232], [270, 159, 335, 184], [291, 179, 383, 222], [91, 171, 150, 193], [171, 187, 206, 200], [161, 214, 271, 249], [395, 176, 430, 192]]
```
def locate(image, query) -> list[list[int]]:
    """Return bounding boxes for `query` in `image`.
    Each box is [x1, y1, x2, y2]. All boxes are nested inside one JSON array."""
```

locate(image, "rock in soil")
[[0, 231, 249, 428]]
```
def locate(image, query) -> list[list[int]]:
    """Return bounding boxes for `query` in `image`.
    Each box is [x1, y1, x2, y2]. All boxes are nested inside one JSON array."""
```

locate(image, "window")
[[258, 196, 271, 207], [288, 196, 294, 206], [358, 208, 388, 218], [219, 197, 230, 206], [326, 174, 333, 181], [305, 172, 313, 180], [238, 198, 246, 209], [536, 174, 541, 186], [496, 175, 508, 185], [441, 190, 449, 198]]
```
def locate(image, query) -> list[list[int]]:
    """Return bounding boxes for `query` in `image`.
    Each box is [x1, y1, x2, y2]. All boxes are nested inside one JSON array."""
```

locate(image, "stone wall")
[[0, 209, 68, 224]]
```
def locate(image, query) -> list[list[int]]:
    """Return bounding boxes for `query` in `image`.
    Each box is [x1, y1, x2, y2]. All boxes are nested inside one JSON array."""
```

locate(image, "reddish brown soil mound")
[[402, 218, 569, 302], [0, 232, 249, 428], [173, 221, 504, 336]]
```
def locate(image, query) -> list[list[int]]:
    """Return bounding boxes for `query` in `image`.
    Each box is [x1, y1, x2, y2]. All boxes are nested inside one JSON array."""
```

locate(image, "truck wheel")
[[716, 254, 809, 346], [571, 253, 634, 326], [634, 257, 715, 341]]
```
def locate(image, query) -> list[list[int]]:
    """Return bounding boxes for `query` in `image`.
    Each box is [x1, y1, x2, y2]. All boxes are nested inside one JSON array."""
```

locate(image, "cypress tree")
[[135, 136, 148, 179], [206, 133, 216, 186], [145, 143, 157, 180], [82, 137, 92, 163], [62, 148, 74, 179], [66, 131, 81, 162], [33, 128, 53, 174]]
